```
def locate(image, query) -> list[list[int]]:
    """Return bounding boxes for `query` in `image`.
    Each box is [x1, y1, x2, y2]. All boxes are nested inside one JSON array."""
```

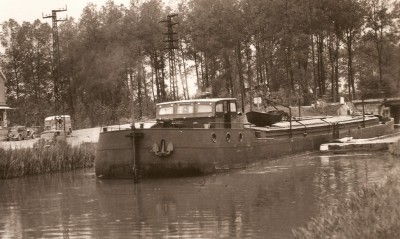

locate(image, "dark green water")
[[0, 152, 398, 238]]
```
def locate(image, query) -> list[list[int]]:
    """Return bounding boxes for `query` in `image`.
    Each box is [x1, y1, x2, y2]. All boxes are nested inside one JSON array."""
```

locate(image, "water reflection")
[[0, 152, 398, 238]]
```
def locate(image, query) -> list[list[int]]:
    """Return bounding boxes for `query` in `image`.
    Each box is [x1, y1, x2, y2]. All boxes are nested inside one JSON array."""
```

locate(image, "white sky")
[[0, 0, 132, 23]]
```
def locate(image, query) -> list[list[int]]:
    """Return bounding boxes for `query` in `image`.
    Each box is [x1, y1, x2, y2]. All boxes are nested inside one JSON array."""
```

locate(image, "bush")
[[292, 169, 400, 239], [0, 142, 96, 179]]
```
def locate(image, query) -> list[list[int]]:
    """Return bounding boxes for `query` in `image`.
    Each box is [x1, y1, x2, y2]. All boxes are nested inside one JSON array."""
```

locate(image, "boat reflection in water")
[[0, 152, 399, 238]]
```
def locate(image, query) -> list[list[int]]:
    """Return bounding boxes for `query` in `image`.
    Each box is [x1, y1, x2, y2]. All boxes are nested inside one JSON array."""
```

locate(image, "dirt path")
[[0, 126, 102, 149], [0, 123, 135, 149]]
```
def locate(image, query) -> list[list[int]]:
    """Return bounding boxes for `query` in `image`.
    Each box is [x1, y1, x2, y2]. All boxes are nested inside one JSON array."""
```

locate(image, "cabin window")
[[177, 104, 194, 114], [216, 103, 223, 113], [197, 104, 213, 113], [230, 102, 237, 112], [159, 106, 174, 115]]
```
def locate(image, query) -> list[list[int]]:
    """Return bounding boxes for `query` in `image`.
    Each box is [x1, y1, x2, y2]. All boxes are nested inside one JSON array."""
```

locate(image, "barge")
[[95, 98, 394, 179]]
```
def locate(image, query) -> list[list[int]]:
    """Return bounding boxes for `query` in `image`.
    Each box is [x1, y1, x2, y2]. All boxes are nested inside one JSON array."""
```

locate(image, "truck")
[[44, 115, 72, 135]]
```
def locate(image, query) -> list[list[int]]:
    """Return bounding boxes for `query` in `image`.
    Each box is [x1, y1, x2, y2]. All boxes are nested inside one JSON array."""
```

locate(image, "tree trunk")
[[160, 53, 167, 101], [224, 52, 233, 97], [376, 26, 383, 85], [204, 52, 209, 89], [346, 30, 354, 101], [150, 56, 156, 103], [179, 41, 189, 98], [246, 44, 253, 111], [328, 35, 335, 101], [193, 51, 200, 89], [311, 34, 317, 100], [255, 41, 262, 85], [334, 36, 340, 102], [199, 52, 205, 90], [137, 66, 143, 119], [152, 53, 161, 102], [236, 41, 245, 113], [317, 33, 325, 96]]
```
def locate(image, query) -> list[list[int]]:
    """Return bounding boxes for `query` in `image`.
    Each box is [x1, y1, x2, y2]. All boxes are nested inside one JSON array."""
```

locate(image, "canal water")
[[0, 152, 399, 238]]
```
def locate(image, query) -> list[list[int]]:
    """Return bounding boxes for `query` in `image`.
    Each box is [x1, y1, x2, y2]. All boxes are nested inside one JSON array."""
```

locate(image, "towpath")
[[0, 124, 130, 149]]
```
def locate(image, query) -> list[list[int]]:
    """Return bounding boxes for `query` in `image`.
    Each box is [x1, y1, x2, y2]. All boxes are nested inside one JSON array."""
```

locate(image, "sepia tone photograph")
[[1, 0, 400, 238]]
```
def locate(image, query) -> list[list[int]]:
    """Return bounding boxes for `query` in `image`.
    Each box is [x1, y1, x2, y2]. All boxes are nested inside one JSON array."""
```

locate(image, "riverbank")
[[292, 167, 400, 238], [0, 142, 96, 179], [0, 125, 127, 179]]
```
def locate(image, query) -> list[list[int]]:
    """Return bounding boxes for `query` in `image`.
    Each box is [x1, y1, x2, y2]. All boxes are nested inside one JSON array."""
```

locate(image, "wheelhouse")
[[154, 98, 241, 128]]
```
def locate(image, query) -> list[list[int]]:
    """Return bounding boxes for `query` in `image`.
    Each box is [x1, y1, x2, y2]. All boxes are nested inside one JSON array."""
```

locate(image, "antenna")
[[42, 6, 67, 127]]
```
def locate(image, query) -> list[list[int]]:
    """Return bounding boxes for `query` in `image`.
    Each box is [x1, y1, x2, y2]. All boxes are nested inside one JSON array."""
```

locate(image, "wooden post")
[[289, 107, 292, 138], [3, 110, 7, 128], [362, 96, 365, 128], [129, 69, 139, 183], [298, 98, 301, 119]]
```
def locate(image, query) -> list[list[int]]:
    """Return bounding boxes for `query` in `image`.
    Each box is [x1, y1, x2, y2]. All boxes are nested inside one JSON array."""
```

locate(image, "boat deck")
[[250, 115, 376, 132]]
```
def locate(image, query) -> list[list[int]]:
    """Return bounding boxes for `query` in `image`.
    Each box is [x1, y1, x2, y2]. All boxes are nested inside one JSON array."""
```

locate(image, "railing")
[[100, 121, 245, 132], [320, 118, 332, 133], [294, 120, 307, 136]]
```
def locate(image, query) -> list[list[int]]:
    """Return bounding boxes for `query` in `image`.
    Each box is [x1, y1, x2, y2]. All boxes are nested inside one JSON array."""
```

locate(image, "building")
[[0, 69, 11, 128]]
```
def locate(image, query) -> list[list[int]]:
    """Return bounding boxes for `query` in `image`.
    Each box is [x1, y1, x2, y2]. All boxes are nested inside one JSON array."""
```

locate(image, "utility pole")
[[43, 7, 67, 122], [160, 14, 179, 100]]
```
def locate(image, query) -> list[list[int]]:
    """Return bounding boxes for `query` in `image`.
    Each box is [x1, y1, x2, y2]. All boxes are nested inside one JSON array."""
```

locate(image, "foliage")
[[0, 142, 96, 179], [292, 168, 400, 238], [1, 0, 400, 127]]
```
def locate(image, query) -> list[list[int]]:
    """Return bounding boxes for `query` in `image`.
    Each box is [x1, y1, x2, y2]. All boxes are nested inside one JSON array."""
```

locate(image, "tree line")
[[1, 0, 400, 128]]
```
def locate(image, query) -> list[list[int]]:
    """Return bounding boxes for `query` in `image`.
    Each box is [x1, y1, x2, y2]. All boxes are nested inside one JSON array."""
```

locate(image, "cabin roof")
[[156, 98, 237, 106]]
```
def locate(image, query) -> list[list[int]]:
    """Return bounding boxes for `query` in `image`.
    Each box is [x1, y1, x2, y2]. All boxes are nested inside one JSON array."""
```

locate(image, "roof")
[[156, 98, 237, 106], [45, 115, 71, 120]]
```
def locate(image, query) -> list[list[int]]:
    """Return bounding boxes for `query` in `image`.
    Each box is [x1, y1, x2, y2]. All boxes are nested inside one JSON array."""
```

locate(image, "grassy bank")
[[0, 142, 96, 179], [292, 169, 400, 239]]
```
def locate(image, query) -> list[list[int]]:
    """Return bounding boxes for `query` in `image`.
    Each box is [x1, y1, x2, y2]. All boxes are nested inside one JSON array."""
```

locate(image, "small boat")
[[246, 111, 286, 127], [95, 98, 394, 179]]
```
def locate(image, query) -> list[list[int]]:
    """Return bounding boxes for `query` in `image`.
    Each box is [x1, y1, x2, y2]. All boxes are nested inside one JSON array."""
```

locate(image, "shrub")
[[0, 142, 96, 179], [292, 169, 400, 239]]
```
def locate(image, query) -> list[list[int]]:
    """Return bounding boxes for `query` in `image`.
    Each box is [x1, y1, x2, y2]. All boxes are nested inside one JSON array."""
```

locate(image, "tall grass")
[[292, 169, 400, 239], [0, 142, 96, 179]]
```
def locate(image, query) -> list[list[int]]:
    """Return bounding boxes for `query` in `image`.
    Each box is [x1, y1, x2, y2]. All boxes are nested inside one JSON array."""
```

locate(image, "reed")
[[292, 169, 400, 239], [0, 142, 96, 179]]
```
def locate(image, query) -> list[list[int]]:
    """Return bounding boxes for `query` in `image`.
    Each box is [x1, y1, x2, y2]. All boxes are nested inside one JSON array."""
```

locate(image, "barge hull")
[[95, 119, 393, 178]]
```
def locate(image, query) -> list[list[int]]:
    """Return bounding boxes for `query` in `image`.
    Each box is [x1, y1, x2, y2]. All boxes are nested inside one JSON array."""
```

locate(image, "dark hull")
[[246, 111, 283, 127], [95, 117, 394, 179]]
